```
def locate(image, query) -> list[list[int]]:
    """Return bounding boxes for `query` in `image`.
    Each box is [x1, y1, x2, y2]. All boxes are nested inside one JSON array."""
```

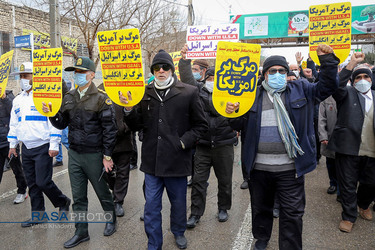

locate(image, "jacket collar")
[[356, 90, 366, 115], [146, 75, 182, 102], [249, 86, 264, 112], [72, 82, 98, 101], [356, 89, 375, 115]]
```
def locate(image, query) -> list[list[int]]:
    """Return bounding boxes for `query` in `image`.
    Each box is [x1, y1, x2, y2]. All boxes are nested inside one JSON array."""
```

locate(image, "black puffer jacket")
[[178, 60, 236, 147], [98, 83, 132, 154], [49, 83, 117, 156], [0, 90, 14, 149], [198, 87, 237, 147]]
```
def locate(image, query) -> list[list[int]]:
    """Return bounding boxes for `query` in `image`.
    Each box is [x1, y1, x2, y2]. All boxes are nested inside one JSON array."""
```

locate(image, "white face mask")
[[354, 79, 372, 94], [292, 70, 299, 78], [154, 72, 172, 87], [205, 81, 214, 93], [20, 78, 32, 91]]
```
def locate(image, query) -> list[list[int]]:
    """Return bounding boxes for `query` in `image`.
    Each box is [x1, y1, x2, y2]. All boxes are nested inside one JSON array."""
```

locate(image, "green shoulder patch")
[[105, 98, 112, 105]]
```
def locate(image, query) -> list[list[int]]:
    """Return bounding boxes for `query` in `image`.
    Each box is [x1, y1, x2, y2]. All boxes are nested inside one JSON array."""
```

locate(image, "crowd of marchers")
[[1, 43, 375, 250]]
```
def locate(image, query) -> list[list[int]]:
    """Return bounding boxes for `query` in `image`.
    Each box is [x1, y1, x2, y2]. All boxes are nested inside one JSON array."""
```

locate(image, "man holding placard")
[[8, 62, 70, 227], [45, 57, 118, 248], [179, 44, 209, 87], [119, 49, 208, 250], [226, 44, 339, 250], [185, 66, 237, 228], [179, 43, 210, 187]]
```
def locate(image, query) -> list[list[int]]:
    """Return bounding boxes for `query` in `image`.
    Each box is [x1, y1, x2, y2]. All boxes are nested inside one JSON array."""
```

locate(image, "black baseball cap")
[[65, 56, 96, 72]]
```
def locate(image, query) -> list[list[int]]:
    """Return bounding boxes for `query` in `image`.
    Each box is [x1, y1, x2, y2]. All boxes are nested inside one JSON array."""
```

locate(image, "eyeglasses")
[[152, 64, 172, 72], [268, 68, 287, 75]]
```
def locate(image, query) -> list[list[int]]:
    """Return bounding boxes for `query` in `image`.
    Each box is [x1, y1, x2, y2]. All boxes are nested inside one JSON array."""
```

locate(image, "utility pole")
[[49, 0, 61, 48], [11, 6, 17, 70], [188, 0, 193, 26]]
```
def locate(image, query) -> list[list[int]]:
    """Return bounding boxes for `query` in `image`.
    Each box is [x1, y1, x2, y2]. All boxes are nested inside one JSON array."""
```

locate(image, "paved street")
[[0, 141, 374, 249]]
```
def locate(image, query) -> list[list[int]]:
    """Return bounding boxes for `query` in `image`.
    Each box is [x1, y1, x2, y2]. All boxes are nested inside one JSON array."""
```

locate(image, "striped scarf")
[[262, 80, 304, 158]]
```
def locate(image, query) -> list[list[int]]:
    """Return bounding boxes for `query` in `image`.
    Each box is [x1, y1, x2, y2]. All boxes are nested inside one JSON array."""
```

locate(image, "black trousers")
[[22, 143, 68, 211], [249, 169, 305, 250], [190, 147, 196, 178], [190, 144, 234, 216], [240, 142, 249, 180], [314, 118, 321, 161], [0, 146, 27, 194], [108, 151, 131, 204], [130, 132, 138, 165], [335, 153, 375, 222], [326, 157, 338, 188]]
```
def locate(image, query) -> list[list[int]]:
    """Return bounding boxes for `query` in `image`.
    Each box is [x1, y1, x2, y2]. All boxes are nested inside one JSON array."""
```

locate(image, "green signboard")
[[230, 4, 375, 40]]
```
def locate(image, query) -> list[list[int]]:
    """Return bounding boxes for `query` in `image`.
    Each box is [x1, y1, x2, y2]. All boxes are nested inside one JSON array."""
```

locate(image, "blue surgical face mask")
[[193, 72, 202, 80], [354, 79, 371, 94], [74, 73, 89, 87], [267, 73, 286, 90]]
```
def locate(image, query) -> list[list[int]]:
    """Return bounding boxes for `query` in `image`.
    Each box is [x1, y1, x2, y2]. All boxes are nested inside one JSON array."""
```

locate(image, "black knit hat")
[[351, 66, 373, 84], [262, 55, 289, 76], [150, 49, 175, 74], [205, 66, 215, 79]]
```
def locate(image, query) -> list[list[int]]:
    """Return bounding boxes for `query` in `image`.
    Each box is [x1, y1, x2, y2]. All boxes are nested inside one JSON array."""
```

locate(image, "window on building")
[[0, 32, 10, 55]]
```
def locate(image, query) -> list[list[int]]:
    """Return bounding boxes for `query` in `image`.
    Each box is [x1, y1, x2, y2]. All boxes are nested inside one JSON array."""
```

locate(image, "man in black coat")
[[179, 43, 209, 88], [186, 66, 237, 228], [178, 43, 209, 186], [98, 84, 133, 218], [328, 52, 375, 233], [119, 49, 208, 250]]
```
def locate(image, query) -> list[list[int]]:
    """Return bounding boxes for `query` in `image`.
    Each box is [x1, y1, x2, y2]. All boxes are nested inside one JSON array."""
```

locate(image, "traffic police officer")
[[44, 57, 117, 248], [8, 62, 70, 227]]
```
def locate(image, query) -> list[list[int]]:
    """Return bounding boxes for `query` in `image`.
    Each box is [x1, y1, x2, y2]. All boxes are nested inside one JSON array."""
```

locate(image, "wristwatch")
[[103, 155, 112, 161]]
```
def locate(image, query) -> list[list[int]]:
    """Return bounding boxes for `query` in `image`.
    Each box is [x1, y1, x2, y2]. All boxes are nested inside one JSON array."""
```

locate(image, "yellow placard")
[[169, 51, 182, 80], [0, 50, 14, 97], [213, 41, 261, 118], [309, 2, 351, 65], [302, 61, 307, 70], [97, 28, 145, 107], [32, 48, 63, 117]]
